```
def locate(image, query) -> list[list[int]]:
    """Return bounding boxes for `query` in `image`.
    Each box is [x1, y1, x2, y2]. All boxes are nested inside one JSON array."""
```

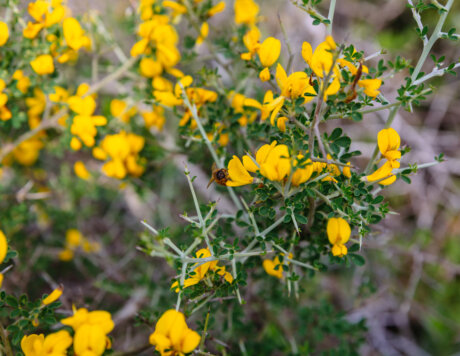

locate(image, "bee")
[[207, 163, 229, 188]]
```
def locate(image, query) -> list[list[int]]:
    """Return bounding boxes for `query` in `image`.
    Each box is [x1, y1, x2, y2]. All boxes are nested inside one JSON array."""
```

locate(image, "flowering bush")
[[0, 0, 459, 355]]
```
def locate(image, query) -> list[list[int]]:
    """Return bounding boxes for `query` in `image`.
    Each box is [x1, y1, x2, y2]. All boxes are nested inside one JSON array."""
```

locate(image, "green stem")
[[327, 0, 337, 35], [185, 168, 214, 255]]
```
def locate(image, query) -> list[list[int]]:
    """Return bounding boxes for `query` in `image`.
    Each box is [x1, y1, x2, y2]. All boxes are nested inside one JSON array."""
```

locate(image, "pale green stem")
[[394, 160, 441, 174], [327, 0, 337, 35], [328, 102, 401, 120], [231, 259, 243, 304], [185, 168, 214, 255]]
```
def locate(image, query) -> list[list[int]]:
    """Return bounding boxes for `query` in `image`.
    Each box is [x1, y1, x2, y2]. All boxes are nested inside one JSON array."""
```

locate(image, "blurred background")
[[4, 0, 460, 355]]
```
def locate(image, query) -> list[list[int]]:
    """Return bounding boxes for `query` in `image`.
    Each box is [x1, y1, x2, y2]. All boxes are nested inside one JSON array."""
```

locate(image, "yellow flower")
[[258, 37, 282, 81], [291, 155, 313, 186], [0, 21, 9, 46], [327, 217, 351, 257], [30, 54, 55, 75], [58, 249, 74, 261], [377, 128, 401, 161], [343, 162, 352, 178], [61, 307, 114, 335], [196, 22, 209, 45], [12, 70, 31, 94], [21, 331, 72, 356], [302, 36, 341, 99], [12, 137, 44, 166], [243, 141, 291, 182], [23, 22, 44, 39], [171, 248, 233, 292], [302, 36, 336, 78], [73, 324, 107, 356], [63, 18, 91, 51], [49, 86, 69, 103], [163, 1, 187, 19], [275, 64, 316, 102], [149, 309, 201, 356], [42, 286, 63, 305], [0, 230, 7, 265], [142, 106, 166, 130], [226, 155, 254, 187], [241, 26, 260, 60], [0, 79, 11, 121], [207, 1, 225, 17], [258, 37, 281, 67], [358, 78, 382, 98], [263, 254, 292, 279], [139, 57, 163, 78], [74, 161, 91, 180], [364, 160, 397, 185], [110, 99, 137, 123], [66, 229, 82, 248], [234, 0, 259, 25]]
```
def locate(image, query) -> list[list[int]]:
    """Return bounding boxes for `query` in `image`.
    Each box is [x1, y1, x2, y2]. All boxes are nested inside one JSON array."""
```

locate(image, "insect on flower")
[[207, 163, 229, 188]]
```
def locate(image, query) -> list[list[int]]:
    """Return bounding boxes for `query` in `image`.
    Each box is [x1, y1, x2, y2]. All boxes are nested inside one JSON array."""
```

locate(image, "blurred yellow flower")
[[207, 1, 225, 17], [0, 22, 9, 46], [30, 54, 55, 75], [12, 70, 31, 94], [63, 18, 91, 51], [263, 254, 292, 279], [61, 307, 114, 335], [21, 331, 72, 356], [74, 161, 91, 180], [234, 0, 259, 25], [42, 286, 63, 305]]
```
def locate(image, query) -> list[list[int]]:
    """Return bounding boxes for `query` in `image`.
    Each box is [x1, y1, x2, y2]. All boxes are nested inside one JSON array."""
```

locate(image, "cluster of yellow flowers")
[[92, 131, 145, 179], [68, 84, 107, 151], [365, 128, 402, 185], [149, 309, 201, 356], [171, 248, 233, 292], [110, 99, 138, 124], [18, 0, 92, 75], [22, 305, 114, 356], [226, 141, 349, 187], [58, 229, 100, 261]]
